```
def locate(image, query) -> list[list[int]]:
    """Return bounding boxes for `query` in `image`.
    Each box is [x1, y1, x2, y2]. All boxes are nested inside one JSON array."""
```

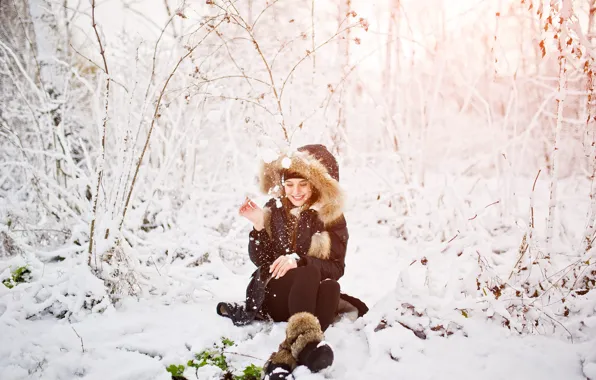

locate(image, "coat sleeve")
[[299, 218, 349, 281], [248, 228, 275, 267], [248, 201, 277, 267]]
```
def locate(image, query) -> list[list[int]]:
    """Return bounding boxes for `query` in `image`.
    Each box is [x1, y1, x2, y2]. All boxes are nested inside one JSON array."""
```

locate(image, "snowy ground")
[[1, 168, 595, 380], [0, 296, 589, 380]]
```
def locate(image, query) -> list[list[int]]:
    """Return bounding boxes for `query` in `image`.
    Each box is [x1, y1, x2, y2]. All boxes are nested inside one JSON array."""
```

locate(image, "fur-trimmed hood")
[[259, 145, 344, 226]]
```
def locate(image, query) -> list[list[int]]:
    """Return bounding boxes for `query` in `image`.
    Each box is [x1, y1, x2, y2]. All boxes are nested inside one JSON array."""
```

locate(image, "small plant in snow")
[[236, 364, 262, 380], [2, 266, 30, 289], [188, 337, 234, 372], [166, 364, 185, 378], [167, 337, 262, 380]]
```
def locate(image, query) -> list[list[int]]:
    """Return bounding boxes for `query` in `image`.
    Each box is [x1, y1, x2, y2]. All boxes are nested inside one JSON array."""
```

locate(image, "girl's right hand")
[[239, 198, 265, 231]]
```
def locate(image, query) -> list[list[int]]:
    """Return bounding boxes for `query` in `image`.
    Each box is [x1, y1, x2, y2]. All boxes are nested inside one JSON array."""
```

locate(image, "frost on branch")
[[0, 231, 22, 258], [97, 238, 142, 303]]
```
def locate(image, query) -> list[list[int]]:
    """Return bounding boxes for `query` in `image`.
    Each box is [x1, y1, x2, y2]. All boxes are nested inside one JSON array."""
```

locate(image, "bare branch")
[[251, 0, 281, 30], [69, 44, 129, 93], [120, 16, 226, 229], [162, 0, 179, 38], [212, 1, 289, 142], [71, 327, 85, 353], [214, 31, 254, 89], [88, 0, 111, 267], [280, 21, 362, 104]]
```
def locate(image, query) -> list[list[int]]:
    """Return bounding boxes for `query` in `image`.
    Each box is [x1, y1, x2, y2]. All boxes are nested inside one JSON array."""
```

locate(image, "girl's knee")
[[296, 264, 321, 283], [320, 279, 340, 293]]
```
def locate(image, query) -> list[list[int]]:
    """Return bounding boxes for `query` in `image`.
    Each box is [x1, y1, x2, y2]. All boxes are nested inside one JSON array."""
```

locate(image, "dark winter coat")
[[248, 198, 348, 280], [242, 145, 368, 322]]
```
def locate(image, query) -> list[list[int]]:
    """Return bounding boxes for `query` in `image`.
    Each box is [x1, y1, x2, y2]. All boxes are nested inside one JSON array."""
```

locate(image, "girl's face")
[[283, 178, 313, 207]]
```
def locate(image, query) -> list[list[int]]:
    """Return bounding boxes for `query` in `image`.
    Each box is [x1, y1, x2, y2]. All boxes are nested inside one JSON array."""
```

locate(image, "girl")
[[217, 144, 367, 379]]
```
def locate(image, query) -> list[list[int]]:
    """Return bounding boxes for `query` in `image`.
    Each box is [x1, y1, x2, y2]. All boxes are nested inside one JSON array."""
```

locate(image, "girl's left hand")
[[270, 254, 298, 279]]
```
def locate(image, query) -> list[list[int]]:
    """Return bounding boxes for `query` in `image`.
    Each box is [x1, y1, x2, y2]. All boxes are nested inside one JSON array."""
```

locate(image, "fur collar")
[[259, 150, 344, 226]]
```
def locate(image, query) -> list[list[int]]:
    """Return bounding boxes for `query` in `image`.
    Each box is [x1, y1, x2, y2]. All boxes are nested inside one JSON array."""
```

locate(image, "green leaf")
[[166, 364, 185, 377], [221, 337, 235, 347], [212, 354, 228, 371], [12, 266, 30, 282], [461, 309, 469, 318], [240, 364, 263, 380], [2, 266, 30, 289], [195, 350, 214, 368]]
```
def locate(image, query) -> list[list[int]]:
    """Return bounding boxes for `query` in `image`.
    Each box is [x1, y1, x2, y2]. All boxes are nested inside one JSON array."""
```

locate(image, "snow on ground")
[[0, 296, 589, 380], [1, 168, 595, 380]]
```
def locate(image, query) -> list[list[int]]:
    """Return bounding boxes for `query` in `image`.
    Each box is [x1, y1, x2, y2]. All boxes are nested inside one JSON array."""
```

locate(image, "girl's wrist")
[[253, 220, 264, 231], [253, 214, 265, 231]]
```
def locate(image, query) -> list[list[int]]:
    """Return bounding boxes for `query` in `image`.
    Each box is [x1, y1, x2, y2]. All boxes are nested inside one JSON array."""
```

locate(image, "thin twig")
[[69, 43, 129, 93], [162, 0, 178, 38], [484, 200, 500, 209], [122, 2, 170, 34], [531, 169, 541, 228], [250, 0, 281, 30], [72, 327, 85, 353], [202, 94, 276, 115], [510, 169, 543, 281], [132, 7, 178, 154], [528, 260, 584, 307], [214, 31, 255, 89], [166, 75, 270, 94], [468, 200, 500, 220], [12, 228, 70, 234], [311, 0, 315, 71], [541, 310, 574, 343], [70, 43, 103, 72], [120, 16, 226, 229], [88, 0, 110, 267], [150, 256, 161, 276], [225, 351, 265, 362], [279, 21, 361, 104], [212, 1, 289, 142]]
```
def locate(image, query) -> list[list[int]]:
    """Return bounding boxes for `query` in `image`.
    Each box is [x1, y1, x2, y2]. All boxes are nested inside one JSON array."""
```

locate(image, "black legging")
[[263, 265, 340, 331]]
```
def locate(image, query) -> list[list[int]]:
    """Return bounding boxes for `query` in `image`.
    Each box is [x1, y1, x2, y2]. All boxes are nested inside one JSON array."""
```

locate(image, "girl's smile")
[[283, 178, 313, 207]]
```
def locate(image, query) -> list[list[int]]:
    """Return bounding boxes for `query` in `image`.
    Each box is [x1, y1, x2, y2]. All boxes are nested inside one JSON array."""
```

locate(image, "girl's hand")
[[239, 197, 265, 231], [270, 254, 299, 279]]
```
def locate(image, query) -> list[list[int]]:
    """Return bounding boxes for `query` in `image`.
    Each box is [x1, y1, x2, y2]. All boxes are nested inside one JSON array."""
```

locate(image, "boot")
[[262, 361, 294, 379], [285, 312, 334, 372], [297, 341, 334, 373], [262, 339, 296, 380], [263, 312, 334, 379], [216, 302, 255, 326]]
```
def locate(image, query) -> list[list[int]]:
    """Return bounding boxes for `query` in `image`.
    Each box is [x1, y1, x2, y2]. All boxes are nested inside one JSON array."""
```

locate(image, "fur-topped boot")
[[263, 312, 334, 379], [262, 338, 296, 380]]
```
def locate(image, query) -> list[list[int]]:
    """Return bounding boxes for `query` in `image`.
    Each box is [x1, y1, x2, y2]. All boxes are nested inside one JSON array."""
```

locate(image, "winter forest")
[[1, 0, 596, 378]]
